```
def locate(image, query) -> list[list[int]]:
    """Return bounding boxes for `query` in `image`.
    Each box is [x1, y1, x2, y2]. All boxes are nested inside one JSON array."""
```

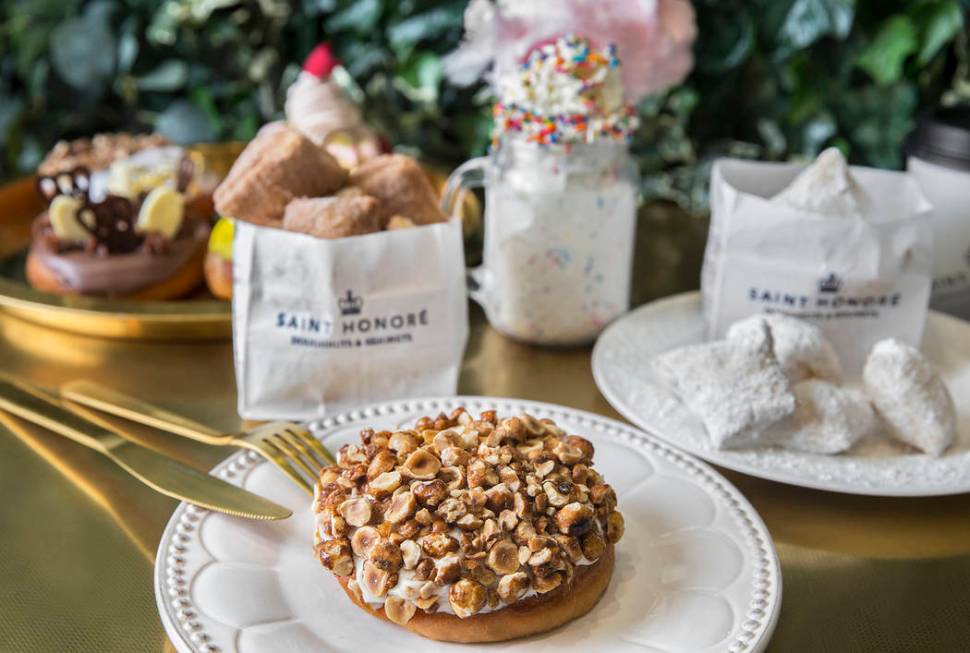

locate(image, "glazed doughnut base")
[[337, 545, 614, 643], [26, 245, 206, 301]]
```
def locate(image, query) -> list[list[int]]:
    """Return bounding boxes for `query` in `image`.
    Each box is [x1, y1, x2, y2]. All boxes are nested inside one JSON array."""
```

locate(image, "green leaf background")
[[0, 0, 968, 214]]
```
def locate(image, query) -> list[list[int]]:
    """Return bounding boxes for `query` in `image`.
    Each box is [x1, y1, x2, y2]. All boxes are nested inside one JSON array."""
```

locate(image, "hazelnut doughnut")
[[313, 408, 625, 643]]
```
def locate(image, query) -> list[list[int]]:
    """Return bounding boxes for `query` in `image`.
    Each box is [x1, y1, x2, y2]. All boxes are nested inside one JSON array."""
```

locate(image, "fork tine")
[[270, 434, 321, 483], [283, 426, 331, 470], [254, 440, 314, 495], [291, 426, 336, 466]]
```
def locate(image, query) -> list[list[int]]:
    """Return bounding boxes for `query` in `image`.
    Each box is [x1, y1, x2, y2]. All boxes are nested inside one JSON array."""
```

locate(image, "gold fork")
[[61, 380, 335, 495]]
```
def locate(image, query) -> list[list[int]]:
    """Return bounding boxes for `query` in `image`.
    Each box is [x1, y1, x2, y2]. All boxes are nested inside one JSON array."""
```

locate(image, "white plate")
[[592, 291, 970, 497], [157, 397, 780, 653]]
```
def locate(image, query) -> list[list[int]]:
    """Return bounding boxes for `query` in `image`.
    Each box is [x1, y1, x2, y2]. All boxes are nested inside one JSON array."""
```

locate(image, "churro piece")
[[214, 124, 347, 226], [349, 154, 446, 226], [282, 195, 381, 239]]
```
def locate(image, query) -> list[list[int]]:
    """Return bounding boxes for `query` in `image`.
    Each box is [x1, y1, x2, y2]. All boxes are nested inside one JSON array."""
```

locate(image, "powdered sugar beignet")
[[653, 320, 796, 449], [863, 338, 956, 456], [727, 313, 842, 383], [770, 379, 880, 454]]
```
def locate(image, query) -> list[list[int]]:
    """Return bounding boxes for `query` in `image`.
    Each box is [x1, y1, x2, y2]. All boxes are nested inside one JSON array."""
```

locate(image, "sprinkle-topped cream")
[[492, 35, 639, 147]]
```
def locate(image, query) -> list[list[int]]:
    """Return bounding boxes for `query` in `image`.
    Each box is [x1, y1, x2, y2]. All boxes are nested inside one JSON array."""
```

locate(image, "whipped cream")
[[492, 34, 638, 146]]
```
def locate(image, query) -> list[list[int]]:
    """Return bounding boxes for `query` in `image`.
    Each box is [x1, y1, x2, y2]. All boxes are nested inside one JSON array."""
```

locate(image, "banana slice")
[[48, 195, 90, 242], [136, 186, 184, 238]]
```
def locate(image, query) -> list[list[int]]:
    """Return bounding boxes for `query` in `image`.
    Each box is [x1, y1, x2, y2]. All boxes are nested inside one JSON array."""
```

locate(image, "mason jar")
[[444, 137, 639, 345]]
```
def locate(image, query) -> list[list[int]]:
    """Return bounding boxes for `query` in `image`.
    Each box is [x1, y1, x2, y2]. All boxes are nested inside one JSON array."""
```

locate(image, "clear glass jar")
[[445, 137, 639, 345]]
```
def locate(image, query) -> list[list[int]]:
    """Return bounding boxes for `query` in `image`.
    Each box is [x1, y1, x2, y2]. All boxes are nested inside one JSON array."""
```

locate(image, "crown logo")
[[818, 272, 842, 294], [338, 290, 363, 316]]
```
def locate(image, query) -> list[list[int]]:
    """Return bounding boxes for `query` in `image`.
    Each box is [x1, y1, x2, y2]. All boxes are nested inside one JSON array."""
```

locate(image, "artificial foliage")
[[1, 0, 968, 213]]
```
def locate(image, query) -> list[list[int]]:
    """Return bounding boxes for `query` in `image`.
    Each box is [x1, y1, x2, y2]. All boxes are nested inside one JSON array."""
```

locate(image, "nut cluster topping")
[[313, 408, 625, 624]]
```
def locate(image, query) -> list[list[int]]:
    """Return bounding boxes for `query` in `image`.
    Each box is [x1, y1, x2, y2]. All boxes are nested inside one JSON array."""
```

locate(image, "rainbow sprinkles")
[[493, 35, 640, 147]]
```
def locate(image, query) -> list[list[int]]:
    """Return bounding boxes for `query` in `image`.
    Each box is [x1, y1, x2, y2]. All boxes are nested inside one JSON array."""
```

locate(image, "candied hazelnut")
[[607, 510, 625, 544], [497, 571, 530, 603], [556, 502, 595, 537], [369, 541, 403, 572], [414, 596, 439, 612], [484, 483, 513, 512], [518, 545, 531, 565], [498, 509, 519, 532], [434, 555, 461, 585], [466, 459, 488, 488], [414, 507, 433, 525], [403, 449, 442, 480], [513, 520, 537, 545], [534, 459, 555, 478], [397, 519, 421, 539], [528, 547, 553, 567], [566, 435, 594, 462], [457, 513, 484, 531], [383, 596, 416, 625], [513, 492, 531, 519], [439, 466, 465, 491], [543, 479, 574, 507], [412, 479, 447, 507], [581, 531, 606, 560], [487, 539, 520, 575], [331, 515, 348, 537], [351, 526, 381, 557], [413, 558, 435, 581], [420, 532, 459, 558], [400, 539, 422, 570], [440, 446, 469, 467], [388, 431, 418, 455], [533, 571, 563, 594], [339, 497, 373, 527], [571, 464, 590, 485], [501, 417, 526, 442], [368, 470, 402, 497], [316, 538, 354, 576], [554, 535, 583, 562], [590, 483, 617, 510], [482, 518, 502, 544], [367, 449, 396, 480], [419, 581, 438, 600], [519, 413, 545, 436], [554, 441, 584, 465], [362, 561, 394, 597], [342, 463, 368, 485], [436, 497, 467, 524], [386, 491, 417, 524], [483, 427, 506, 448], [449, 579, 486, 618], [433, 430, 463, 453], [498, 466, 521, 491]]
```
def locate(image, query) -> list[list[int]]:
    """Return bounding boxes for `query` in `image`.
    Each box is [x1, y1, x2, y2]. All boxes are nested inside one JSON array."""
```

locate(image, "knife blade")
[[0, 378, 291, 521]]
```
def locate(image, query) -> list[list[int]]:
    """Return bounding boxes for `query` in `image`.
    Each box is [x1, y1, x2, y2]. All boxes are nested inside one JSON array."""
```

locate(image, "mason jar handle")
[[441, 157, 490, 307]]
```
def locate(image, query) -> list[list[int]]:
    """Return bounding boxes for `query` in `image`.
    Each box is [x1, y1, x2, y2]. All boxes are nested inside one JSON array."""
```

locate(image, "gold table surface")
[[1, 305, 970, 652]]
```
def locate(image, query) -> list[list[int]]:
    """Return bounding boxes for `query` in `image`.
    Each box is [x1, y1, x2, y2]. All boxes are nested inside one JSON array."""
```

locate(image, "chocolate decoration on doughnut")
[[176, 155, 194, 194], [35, 167, 143, 255]]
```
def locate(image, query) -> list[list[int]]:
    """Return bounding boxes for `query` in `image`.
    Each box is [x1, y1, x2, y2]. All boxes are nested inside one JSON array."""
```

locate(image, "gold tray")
[[0, 152, 234, 341]]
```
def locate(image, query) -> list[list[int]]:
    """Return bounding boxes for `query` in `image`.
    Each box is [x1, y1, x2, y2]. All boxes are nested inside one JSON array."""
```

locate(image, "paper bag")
[[702, 158, 934, 373], [233, 218, 468, 420]]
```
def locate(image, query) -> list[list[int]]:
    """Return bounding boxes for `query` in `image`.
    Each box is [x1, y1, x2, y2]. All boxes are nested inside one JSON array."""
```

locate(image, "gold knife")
[[0, 378, 291, 520]]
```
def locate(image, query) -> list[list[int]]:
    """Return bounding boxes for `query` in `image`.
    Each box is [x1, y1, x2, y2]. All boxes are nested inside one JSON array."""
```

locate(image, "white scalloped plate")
[[592, 291, 970, 497], [156, 397, 780, 653]]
